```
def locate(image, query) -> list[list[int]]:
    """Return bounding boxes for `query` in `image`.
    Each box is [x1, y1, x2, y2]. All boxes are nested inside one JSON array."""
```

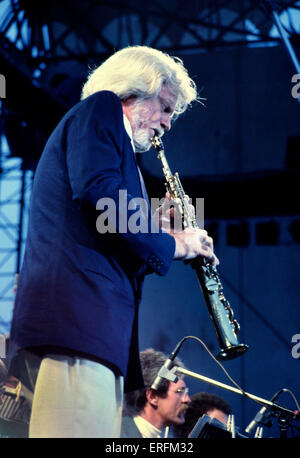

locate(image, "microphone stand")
[[166, 365, 300, 438]]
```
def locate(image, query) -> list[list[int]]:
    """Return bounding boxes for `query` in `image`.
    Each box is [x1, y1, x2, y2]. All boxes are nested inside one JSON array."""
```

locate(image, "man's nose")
[[183, 392, 191, 404], [161, 113, 171, 132]]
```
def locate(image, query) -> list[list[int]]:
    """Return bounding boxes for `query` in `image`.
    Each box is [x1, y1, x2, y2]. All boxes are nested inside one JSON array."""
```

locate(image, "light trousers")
[[29, 354, 123, 438]]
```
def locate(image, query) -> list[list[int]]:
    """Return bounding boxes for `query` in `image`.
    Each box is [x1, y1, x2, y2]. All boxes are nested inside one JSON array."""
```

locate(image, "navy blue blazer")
[[10, 91, 175, 390]]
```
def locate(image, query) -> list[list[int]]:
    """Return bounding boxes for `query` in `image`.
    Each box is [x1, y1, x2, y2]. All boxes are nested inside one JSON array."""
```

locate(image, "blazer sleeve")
[[65, 91, 175, 276]]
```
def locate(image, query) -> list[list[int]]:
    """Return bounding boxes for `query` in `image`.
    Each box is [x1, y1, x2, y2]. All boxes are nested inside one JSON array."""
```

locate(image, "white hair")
[[81, 46, 198, 117]]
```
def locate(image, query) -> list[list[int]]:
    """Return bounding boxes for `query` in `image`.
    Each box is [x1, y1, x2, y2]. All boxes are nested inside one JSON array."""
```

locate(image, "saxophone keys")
[[206, 278, 219, 292], [225, 306, 234, 321], [232, 319, 240, 335]]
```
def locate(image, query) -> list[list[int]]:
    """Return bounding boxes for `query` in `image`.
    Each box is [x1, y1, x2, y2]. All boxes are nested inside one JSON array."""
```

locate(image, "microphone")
[[151, 340, 184, 391], [245, 392, 280, 435]]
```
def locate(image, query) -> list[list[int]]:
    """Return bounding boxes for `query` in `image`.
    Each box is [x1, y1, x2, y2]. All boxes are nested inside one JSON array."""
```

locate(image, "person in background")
[[121, 348, 191, 438], [173, 391, 232, 437]]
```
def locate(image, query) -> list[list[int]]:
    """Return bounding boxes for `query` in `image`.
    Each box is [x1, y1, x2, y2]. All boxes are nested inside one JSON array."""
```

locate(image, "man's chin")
[[174, 415, 185, 425], [134, 142, 152, 153]]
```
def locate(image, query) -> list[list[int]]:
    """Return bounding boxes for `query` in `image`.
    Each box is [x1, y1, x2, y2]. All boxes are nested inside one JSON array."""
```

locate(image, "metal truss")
[[0, 102, 32, 333], [0, 0, 299, 82]]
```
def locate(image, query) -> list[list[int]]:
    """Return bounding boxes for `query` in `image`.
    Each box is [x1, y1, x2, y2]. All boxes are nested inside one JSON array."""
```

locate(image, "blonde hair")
[[81, 46, 198, 117]]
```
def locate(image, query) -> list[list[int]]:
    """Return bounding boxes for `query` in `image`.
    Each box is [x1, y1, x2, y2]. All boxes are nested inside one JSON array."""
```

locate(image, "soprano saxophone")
[[151, 136, 248, 360]]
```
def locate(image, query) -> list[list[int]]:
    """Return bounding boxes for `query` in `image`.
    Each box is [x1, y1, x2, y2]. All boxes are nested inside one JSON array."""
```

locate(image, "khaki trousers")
[[29, 354, 123, 438]]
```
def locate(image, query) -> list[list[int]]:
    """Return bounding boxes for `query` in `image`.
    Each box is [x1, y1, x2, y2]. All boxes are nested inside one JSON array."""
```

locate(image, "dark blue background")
[[138, 45, 300, 438]]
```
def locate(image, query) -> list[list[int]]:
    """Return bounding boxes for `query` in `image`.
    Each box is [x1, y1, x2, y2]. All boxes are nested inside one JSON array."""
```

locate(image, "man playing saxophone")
[[9, 45, 219, 438]]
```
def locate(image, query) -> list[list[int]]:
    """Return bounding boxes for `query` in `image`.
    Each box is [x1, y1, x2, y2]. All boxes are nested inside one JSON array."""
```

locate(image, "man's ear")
[[145, 388, 159, 407]]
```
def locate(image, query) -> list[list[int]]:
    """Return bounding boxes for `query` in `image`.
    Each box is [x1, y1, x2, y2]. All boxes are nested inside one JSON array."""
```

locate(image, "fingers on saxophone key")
[[201, 246, 219, 266], [195, 229, 219, 265], [213, 256, 220, 266], [183, 195, 195, 216], [181, 228, 219, 264], [200, 233, 212, 247]]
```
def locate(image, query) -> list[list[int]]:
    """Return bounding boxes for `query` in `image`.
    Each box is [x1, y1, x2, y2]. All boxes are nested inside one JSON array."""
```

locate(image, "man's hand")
[[154, 192, 219, 266], [173, 227, 219, 266], [153, 192, 194, 233]]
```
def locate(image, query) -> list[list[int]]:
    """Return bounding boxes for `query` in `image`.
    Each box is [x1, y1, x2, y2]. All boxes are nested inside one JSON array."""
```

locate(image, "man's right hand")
[[173, 227, 219, 266]]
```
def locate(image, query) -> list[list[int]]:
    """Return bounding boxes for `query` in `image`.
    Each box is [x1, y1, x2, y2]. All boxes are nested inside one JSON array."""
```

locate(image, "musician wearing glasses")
[[9, 45, 218, 438], [121, 349, 191, 438]]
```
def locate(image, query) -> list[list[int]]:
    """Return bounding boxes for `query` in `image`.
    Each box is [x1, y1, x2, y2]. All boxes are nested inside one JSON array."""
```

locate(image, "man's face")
[[206, 408, 228, 425], [155, 379, 191, 427], [122, 84, 177, 152]]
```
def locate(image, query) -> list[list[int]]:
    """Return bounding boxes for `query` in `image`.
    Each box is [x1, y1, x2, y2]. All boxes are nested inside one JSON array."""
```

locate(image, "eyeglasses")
[[175, 387, 189, 398]]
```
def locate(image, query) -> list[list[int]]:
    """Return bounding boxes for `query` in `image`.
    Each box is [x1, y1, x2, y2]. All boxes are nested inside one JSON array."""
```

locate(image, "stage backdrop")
[[138, 45, 300, 438]]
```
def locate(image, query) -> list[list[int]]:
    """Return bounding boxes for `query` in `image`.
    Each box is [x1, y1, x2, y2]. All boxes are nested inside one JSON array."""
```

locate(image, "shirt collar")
[[123, 114, 135, 152], [133, 415, 169, 438]]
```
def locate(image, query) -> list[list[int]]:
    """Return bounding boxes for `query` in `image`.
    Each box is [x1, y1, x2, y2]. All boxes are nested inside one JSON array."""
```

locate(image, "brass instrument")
[[151, 136, 248, 360]]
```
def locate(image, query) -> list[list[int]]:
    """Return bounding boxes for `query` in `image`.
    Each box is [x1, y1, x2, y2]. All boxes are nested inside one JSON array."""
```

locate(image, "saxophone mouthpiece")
[[151, 135, 164, 152]]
